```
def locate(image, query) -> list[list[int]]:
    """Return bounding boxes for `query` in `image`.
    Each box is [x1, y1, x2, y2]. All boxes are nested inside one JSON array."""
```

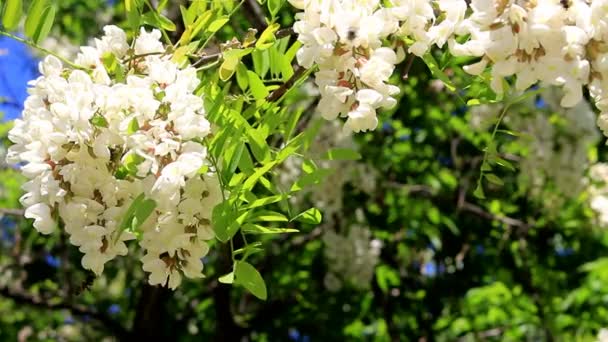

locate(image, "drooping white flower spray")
[[288, 0, 608, 141], [588, 163, 608, 227], [469, 88, 599, 212], [288, 0, 467, 132], [322, 211, 382, 292], [7, 26, 221, 289]]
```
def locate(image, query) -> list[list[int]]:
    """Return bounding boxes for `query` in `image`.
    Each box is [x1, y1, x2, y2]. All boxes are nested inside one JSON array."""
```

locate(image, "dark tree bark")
[[213, 244, 246, 342], [131, 284, 171, 340]]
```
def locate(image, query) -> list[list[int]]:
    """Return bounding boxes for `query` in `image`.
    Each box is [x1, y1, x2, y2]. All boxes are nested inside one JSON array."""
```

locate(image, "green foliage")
[[0, 1, 607, 341]]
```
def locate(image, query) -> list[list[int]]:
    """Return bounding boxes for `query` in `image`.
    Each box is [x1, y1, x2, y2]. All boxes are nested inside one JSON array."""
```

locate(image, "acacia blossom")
[[288, 0, 608, 142], [7, 26, 221, 289]]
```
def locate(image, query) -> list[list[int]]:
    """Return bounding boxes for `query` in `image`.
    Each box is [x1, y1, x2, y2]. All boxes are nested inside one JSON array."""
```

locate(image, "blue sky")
[[0, 35, 40, 121]]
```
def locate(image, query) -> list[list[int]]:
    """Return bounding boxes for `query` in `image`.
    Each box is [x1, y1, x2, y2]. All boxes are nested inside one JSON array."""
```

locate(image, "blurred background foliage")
[[0, 0, 608, 341]]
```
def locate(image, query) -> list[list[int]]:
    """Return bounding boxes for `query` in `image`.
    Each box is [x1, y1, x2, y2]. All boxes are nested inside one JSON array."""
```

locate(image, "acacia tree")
[[2, 0, 608, 340]]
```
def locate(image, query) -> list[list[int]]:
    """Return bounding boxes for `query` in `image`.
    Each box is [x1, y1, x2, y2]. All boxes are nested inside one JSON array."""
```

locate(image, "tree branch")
[[0, 285, 129, 339], [0, 207, 24, 216], [266, 66, 308, 102], [243, 0, 268, 32]]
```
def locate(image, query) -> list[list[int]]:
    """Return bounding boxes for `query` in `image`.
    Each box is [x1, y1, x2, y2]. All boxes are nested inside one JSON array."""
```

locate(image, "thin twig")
[[0, 31, 85, 70], [402, 54, 416, 80]]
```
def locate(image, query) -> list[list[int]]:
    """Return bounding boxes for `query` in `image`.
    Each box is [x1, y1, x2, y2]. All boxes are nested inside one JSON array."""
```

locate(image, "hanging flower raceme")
[[289, 0, 402, 133], [288, 0, 471, 132], [6, 25, 221, 289]]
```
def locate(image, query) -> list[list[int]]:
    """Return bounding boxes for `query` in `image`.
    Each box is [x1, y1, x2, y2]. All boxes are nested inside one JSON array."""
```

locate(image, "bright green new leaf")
[[247, 70, 269, 100], [24, 0, 47, 39], [235, 261, 267, 300], [127, 118, 139, 134], [243, 162, 277, 191], [251, 49, 270, 79], [90, 114, 108, 128], [2, 0, 22, 31], [125, 0, 141, 32], [218, 272, 234, 284], [249, 210, 288, 222], [291, 208, 322, 225], [267, 0, 283, 19], [207, 17, 229, 33], [142, 11, 176, 31], [242, 224, 298, 234], [219, 53, 240, 81], [116, 193, 156, 242], [255, 23, 280, 50], [236, 62, 249, 91], [32, 4, 54, 44], [24, 0, 55, 44]]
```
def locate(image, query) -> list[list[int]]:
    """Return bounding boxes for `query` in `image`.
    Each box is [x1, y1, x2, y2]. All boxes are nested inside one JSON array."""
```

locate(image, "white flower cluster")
[[289, 0, 608, 139], [322, 221, 382, 291], [7, 26, 221, 289], [289, 0, 400, 132], [588, 163, 608, 227], [470, 88, 599, 212], [287, 0, 468, 132], [448, 0, 608, 137], [508, 88, 599, 208]]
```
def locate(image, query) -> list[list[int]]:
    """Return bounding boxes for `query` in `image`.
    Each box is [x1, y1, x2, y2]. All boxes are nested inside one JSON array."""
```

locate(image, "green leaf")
[[90, 113, 108, 128], [33, 4, 54, 44], [218, 272, 234, 284], [244, 194, 289, 210], [267, 0, 283, 19], [2, 0, 22, 31], [125, 0, 141, 32], [116, 193, 156, 242], [290, 168, 332, 192], [127, 118, 139, 134], [236, 62, 249, 91], [219, 53, 240, 81], [485, 173, 504, 186], [24, 0, 47, 39], [376, 265, 400, 293], [291, 208, 322, 225], [247, 70, 269, 100], [115, 153, 143, 179], [207, 17, 229, 33], [212, 200, 238, 242], [251, 49, 269, 79], [467, 98, 481, 106], [242, 223, 298, 234], [234, 261, 267, 300], [142, 11, 176, 31], [421, 52, 456, 92], [255, 23, 279, 50], [489, 155, 516, 171], [249, 210, 288, 222], [322, 148, 361, 161], [243, 162, 277, 191], [24, 0, 54, 44], [473, 183, 485, 199], [157, 0, 169, 12]]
